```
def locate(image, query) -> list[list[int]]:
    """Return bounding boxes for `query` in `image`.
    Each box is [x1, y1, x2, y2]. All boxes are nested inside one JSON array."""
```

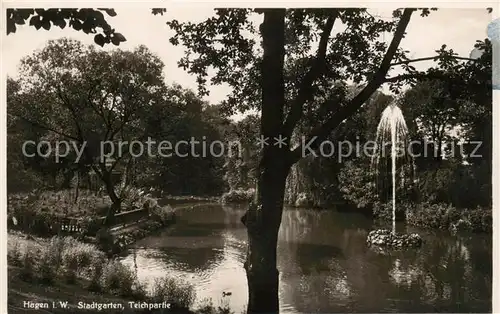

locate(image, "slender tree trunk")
[[74, 171, 80, 203], [102, 170, 121, 226], [61, 169, 74, 189]]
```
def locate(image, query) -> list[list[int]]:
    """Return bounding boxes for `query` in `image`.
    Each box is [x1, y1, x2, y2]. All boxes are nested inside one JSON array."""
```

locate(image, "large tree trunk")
[[242, 9, 287, 313], [243, 154, 290, 313], [240, 8, 414, 313]]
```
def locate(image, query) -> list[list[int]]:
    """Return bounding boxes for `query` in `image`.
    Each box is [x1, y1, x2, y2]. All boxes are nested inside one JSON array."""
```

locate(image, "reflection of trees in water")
[[145, 246, 225, 272], [279, 209, 313, 243], [389, 258, 423, 287], [221, 204, 247, 229], [159, 206, 491, 313], [277, 209, 491, 313], [136, 205, 244, 272], [278, 210, 360, 312], [384, 234, 491, 312]]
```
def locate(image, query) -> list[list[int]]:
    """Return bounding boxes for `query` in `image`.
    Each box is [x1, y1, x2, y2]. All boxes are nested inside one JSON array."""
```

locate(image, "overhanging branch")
[[384, 71, 451, 83], [9, 113, 79, 141], [390, 55, 477, 66], [283, 11, 339, 137], [289, 8, 415, 164]]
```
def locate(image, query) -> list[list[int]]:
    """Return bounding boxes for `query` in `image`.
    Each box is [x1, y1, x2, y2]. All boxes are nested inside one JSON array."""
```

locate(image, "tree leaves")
[[151, 8, 167, 16], [111, 32, 127, 46], [13, 37, 168, 167], [419, 8, 438, 17], [6, 8, 123, 47], [166, 9, 258, 111], [29, 15, 41, 29], [166, 8, 413, 117], [8, 8, 165, 47], [98, 8, 117, 17], [94, 34, 106, 47]]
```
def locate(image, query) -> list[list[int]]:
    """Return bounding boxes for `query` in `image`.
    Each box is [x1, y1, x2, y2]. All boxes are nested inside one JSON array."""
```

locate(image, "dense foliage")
[[7, 8, 492, 313]]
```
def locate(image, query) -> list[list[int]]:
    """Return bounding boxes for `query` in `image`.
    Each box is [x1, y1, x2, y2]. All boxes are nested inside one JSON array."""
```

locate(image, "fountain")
[[367, 103, 422, 249]]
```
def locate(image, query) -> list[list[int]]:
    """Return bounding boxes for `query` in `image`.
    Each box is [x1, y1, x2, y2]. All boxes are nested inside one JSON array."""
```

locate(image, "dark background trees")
[[6, 7, 492, 314]]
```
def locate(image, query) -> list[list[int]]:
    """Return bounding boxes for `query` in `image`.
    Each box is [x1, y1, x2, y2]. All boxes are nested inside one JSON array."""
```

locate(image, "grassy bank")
[[8, 265, 138, 314], [7, 232, 237, 314]]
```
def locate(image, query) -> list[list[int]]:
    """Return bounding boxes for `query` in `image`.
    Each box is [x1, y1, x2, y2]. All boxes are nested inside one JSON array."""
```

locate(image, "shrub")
[[19, 243, 39, 281], [466, 208, 492, 233], [37, 246, 58, 284], [95, 228, 115, 253], [406, 203, 454, 230], [121, 186, 159, 211], [417, 163, 492, 209], [59, 236, 100, 283], [130, 280, 149, 301], [405, 203, 492, 233], [150, 276, 196, 310], [338, 161, 377, 209], [87, 252, 107, 292], [196, 298, 234, 314], [220, 189, 255, 204], [8, 233, 110, 287], [30, 211, 54, 236], [63, 240, 96, 268], [7, 190, 111, 236], [45, 236, 67, 270], [7, 193, 58, 236], [78, 216, 102, 237], [121, 186, 143, 209], [149, 204, 176, 226], [197, 299, 218, 314], [294, 193, 314, 207], [62, 249, 79, 283], [7, 238, 23, 266], [100, 260, 137, 297], [33, 190, 110, 217]]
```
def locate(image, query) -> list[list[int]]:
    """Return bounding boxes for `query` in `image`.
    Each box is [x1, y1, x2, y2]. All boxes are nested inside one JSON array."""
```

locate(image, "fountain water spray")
[[372, 103, 409, 234]]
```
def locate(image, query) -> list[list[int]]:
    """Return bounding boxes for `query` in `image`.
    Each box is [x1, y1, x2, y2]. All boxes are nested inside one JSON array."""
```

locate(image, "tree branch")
[[384, 71, 451, 83], [8, 113, 79, 141], [56, 85, 84, 141], [283, 11, 338, 137], [390, 55, 477, 66], [290, 8, 415, 163], [109, 153, 127, 172]]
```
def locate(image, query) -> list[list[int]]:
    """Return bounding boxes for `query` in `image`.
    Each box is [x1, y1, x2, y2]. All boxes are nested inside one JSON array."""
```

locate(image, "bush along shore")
[[7, 188, 179, 255], [220, 189, 492, 235], [8, 232, 237, 314], [372, 202, 492, 234], [94, 204, 176, 255]]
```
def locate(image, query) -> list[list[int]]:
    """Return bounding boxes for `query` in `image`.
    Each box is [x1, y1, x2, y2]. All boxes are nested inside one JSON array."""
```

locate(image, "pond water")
[[120, 203, 492, 313]]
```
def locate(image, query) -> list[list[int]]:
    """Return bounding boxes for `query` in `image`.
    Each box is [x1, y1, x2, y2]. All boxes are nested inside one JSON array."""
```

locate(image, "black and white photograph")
[[3, 3, 496, 314]]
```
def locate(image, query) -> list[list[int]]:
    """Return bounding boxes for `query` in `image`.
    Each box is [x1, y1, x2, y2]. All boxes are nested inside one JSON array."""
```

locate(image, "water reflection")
[[120, 204, 491, 313]]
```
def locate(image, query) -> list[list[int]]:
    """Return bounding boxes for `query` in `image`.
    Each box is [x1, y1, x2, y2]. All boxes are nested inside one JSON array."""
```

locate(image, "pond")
[[120, 203, 491, 313]]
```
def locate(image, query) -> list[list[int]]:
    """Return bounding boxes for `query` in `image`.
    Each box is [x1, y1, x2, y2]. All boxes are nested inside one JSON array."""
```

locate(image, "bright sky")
[[2, 8, 491, 111]]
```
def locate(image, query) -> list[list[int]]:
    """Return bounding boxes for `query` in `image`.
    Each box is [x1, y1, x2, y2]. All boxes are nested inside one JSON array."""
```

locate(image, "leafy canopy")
[[6, 8, 167, 46], [167, 9, 439, 118]]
